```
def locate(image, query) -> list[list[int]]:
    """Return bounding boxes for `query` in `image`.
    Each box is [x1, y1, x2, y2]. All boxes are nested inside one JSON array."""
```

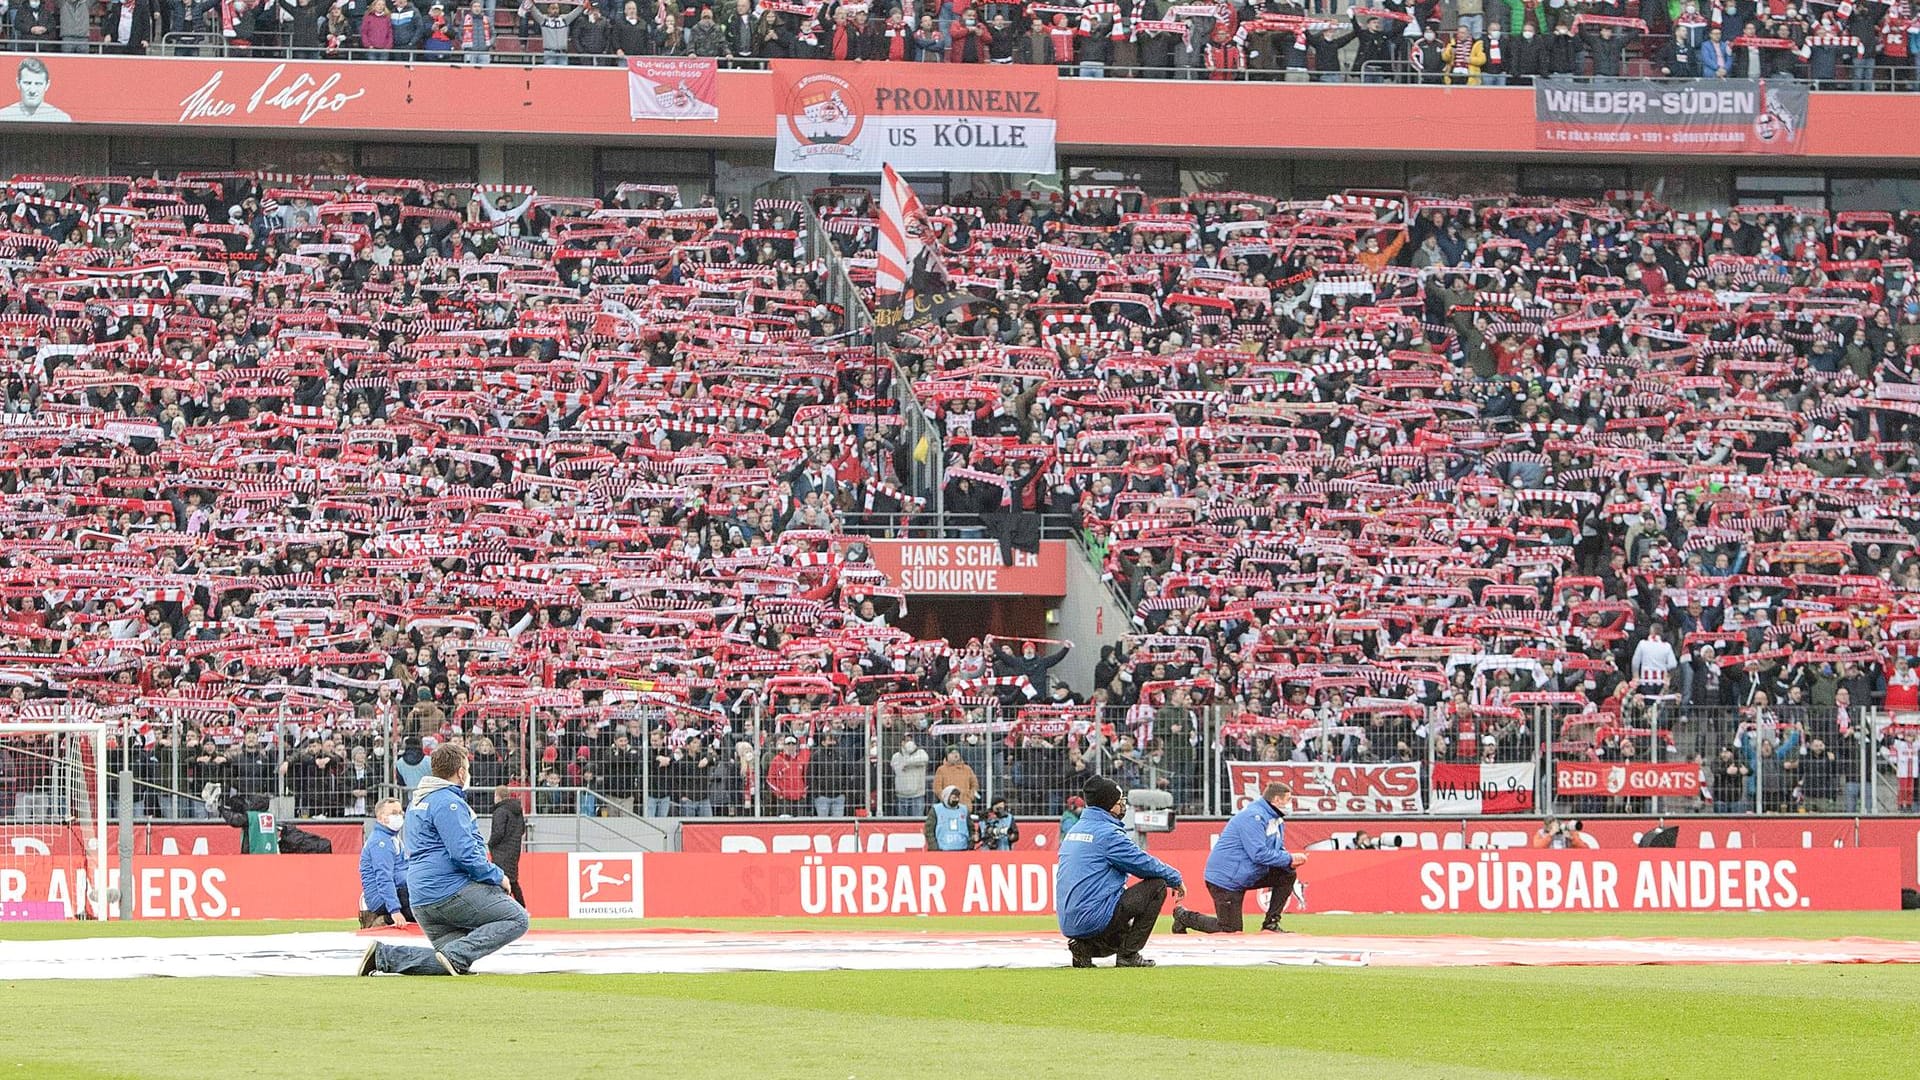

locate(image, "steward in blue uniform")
[[1173, 781, 1303, 934], [1055, 776, 1184, 967]]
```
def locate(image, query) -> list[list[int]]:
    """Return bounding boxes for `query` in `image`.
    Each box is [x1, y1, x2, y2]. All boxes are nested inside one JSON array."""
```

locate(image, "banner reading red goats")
[[1534, 77, 1809, 154], [1555, 762, 1703, 798], [772, 61, 1057, 174]]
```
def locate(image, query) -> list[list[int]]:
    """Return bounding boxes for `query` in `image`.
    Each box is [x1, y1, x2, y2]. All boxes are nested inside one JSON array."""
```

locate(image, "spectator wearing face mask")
[[890, 736, 930, 816], [1508, 18, 1548, 82], [948, 7, 991, 61]]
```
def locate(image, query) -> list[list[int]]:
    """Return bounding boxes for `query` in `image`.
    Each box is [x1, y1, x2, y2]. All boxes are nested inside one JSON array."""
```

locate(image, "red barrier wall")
[[11, 55, 1920, 162], [2, 844, 1898, 919], [631, 848, 1897, 917], [679, 816, 1920, 885], [0, 823, 364, 857]]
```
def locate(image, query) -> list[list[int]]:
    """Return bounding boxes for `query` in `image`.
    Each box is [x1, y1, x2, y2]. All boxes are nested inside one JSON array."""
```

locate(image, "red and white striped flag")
[[874, 162, 923, 300]]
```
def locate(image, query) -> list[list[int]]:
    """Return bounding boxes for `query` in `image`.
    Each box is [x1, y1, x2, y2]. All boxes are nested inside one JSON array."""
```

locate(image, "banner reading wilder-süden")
[[772, 61, 1057, 174], [1534, 77, 1809, 155]]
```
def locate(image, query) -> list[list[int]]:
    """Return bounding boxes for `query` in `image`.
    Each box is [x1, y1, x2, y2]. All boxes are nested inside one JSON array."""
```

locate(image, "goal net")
[[0, 722, 111, 920]]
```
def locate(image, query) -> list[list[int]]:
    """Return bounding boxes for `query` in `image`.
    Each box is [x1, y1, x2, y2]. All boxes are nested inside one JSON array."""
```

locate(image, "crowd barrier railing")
[[16, 700, 1912, 825], [0, 37, 1887, 94]]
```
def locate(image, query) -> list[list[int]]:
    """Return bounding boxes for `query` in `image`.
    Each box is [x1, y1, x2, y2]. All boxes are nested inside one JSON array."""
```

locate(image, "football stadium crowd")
[[0, 171, 1918, 828], [8, 0, 1920, 89]]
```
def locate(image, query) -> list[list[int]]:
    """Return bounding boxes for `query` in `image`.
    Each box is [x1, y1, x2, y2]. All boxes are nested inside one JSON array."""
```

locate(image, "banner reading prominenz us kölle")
[[1534, 77, 1809, 154], [772, 61, 1057, 174]]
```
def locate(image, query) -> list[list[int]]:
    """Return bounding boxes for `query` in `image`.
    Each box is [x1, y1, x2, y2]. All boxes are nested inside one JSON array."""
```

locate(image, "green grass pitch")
[[3, 913, 1917, 1080]]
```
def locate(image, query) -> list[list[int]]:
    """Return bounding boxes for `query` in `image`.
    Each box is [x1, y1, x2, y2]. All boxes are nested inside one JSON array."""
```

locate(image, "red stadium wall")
[[629, 849, 1897, 917], [4, 841, 1901, 920], [13, 55, 1920, 162], [0, 824, 364, 858], [681, 816, 1920, 887]]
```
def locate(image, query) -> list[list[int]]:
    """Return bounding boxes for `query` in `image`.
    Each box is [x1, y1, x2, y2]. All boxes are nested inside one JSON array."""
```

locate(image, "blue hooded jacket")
[[404, 776, 504, 907], [1055, 805, 1183, 939], [358, 818, 405, 914], [1205, 797, 1292, 892]]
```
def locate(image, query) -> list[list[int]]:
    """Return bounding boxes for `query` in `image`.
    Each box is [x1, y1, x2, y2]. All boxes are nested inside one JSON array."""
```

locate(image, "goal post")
[[0, 722, 112, 920]]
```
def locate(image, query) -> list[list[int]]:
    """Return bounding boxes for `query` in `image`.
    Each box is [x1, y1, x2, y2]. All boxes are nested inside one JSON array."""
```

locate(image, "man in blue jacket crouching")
[[1055, 776, 1185, 968], [358, 743, 529, 975], [1172, 780, 1304, 935]]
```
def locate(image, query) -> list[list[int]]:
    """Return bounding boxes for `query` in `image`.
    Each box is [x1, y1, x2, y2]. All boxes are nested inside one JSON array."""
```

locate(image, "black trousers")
[[1185, 865, 1297, 933], [494, 861, 526, 907], [1070, 878, 1168, 958], [358, 885, 416, 928]]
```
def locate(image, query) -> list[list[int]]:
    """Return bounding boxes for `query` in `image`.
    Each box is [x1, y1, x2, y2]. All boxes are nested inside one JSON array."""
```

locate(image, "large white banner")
[[628, 56, 719, 122], [1227, 762, 1425, 815], [772, 62, 1057, 174]]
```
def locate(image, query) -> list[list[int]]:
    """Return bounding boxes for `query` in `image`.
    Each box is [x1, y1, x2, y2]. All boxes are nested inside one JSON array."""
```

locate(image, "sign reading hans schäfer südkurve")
[[1534, 77, 1809, 155]]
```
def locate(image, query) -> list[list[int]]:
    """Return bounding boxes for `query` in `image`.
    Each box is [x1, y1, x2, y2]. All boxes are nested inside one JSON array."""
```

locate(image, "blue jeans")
[[1079, 60, 1105, 78], [373, 881, 527, 975], [677, 798, 714, 817], [645, 796, 673, 817], [896, 794, 925, 818], [814, 795, 847, 817]]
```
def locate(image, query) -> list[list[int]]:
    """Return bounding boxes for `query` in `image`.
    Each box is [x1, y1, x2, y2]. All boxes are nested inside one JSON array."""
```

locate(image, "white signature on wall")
[[178, 63, 367, 126]]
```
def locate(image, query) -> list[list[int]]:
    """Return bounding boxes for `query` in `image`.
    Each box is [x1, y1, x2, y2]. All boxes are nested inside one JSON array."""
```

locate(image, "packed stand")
[[817, 182, 1920, 818], [0, 171, 979, 821], [8, 0, 1920, 90]]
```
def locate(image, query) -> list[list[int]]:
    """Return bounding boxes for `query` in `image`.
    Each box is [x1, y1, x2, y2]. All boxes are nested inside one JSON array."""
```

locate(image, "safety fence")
[[78, 37, 1907, 94], [22, 699, 1911, 824]]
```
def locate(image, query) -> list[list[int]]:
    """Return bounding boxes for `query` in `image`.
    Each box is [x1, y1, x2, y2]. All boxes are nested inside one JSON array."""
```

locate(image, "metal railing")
[[15, 700, 1913, 826], [839, 510, 1079, 540], [0, 37, 1892, 94]]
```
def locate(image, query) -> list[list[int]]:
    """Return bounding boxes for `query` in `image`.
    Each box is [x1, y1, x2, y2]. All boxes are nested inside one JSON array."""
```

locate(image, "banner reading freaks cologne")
[[1535, 77, 1809, 154]]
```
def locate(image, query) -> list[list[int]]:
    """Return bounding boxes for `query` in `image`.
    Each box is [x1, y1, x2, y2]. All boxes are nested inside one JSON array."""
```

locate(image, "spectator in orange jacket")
[[932, 746, 980, 805], [1356, 230, 1408, 271]]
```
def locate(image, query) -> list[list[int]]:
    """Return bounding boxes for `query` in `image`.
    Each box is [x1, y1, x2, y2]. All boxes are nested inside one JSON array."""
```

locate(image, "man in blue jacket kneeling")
[[1055, 776, 1185, 968], [358, 744, 529, 975], [1172, 780, 1304, 935]]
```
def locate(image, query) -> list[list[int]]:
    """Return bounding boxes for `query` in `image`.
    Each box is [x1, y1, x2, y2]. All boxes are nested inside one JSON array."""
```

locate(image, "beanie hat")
[[1083, 776, 1124, 812]]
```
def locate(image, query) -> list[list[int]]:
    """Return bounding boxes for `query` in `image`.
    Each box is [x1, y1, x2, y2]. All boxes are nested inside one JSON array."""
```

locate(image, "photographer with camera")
[[980, 797, 1019, 850], [1531, 817, 1597, 850]]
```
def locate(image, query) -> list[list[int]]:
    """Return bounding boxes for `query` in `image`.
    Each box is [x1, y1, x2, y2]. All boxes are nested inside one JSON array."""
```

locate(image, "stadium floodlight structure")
[[1, 720, 111, 919]]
